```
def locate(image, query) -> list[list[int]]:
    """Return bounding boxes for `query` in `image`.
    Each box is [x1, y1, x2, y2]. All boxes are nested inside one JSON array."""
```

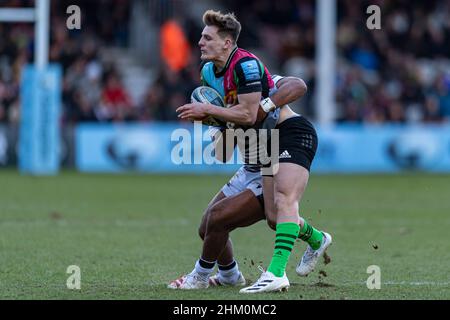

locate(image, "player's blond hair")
[[202, 10, 241, 44]]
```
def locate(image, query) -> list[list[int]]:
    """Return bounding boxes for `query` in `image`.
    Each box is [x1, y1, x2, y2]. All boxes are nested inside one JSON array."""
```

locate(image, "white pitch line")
[[382, 281, 450, 286], [344, 281, 450, 286]]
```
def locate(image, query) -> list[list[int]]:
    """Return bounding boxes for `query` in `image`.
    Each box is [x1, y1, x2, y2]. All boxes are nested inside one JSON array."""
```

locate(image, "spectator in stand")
[[98, 72, 134, 122], [0, 0, 133, 125], [71, 89, 99, 122]]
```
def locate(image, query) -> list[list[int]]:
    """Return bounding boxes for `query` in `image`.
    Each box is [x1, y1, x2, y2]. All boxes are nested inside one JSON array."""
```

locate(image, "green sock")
[[267, 222, 300, 277], [298, 219, 323, 250]]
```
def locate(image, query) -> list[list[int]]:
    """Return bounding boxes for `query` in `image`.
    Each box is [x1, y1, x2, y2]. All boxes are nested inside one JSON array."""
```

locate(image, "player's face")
[[198, 25, 228, 61]]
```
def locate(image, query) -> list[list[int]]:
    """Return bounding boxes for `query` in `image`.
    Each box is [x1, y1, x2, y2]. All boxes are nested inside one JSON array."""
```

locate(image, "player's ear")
[[224, 37, 233, 50]]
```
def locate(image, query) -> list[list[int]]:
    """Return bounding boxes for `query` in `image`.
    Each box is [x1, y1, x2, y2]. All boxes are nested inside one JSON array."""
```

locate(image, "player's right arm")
[[204, 91, 261, 126], [194, 57, 265, 126]]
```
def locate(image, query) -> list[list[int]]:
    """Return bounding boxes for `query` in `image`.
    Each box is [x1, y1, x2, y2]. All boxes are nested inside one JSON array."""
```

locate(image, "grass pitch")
[[0, 170, 449, 300]]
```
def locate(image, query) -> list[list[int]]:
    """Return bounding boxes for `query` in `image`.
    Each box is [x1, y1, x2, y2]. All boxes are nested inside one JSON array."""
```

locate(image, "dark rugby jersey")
[[200, 47, 274, 106], [200, 47, 280, 169]]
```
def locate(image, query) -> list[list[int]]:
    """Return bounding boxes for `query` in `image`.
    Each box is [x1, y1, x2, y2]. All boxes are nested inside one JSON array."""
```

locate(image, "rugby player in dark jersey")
[[173, 10, 331, 292], [169, 74, 304, 290]]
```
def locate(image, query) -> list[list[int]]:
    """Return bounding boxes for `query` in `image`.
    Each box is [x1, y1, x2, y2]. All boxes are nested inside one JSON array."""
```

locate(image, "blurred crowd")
[[0, 0, 132, 124], [1, 0, 450, 125], [336, 0, 450, 123], [225, 0, 450, 123]]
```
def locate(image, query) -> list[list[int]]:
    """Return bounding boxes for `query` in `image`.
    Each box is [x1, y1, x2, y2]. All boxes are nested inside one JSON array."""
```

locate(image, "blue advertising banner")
[[75, 123, 450, 174], [313, 125, 450, 173], [76, 123, 242, 174], [19, 64, 62, 175]]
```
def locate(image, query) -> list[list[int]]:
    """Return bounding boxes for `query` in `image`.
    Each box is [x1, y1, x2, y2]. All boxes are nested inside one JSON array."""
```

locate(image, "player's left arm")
[[260, 76, 307, 113], [273, 76, 307, 106]]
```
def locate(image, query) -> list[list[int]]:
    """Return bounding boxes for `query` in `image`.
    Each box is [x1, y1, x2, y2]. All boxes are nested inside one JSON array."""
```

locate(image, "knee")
[[274, 192, 298, 213], [198, 224, 206, 240], [274, 192, 288, 210], [266, 216, 277, 231], [198, 209, 210, 240], [206, 203, 228, 232], [264, 207, 277, 231]]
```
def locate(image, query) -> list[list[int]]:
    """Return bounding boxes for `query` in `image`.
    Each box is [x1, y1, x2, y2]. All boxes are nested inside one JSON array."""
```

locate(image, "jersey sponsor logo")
[[224, 90, 237, 106], [240, 60, 260, 81]]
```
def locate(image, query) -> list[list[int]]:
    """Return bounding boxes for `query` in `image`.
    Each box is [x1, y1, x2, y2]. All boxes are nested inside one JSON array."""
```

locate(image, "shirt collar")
[[214, 46, 238, 77]]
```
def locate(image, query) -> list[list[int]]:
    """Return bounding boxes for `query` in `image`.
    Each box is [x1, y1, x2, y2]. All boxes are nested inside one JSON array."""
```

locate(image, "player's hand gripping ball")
[[190, 86, 227, 127]]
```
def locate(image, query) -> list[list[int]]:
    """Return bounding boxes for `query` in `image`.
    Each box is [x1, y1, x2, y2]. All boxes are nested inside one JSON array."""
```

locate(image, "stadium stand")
[[0, 0, 449, 124]]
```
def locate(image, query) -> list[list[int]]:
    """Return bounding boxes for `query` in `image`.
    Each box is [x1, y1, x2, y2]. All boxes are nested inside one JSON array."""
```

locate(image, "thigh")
[[272, 116, 316, 218], [207, 189, 265, 231], [273, 163, 309, 201], [208, 190, 227, 208]]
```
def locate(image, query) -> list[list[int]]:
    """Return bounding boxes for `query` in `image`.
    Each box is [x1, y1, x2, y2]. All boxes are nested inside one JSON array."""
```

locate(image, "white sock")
[[194, 259, 215, 280], [218, 261, 240, 282]]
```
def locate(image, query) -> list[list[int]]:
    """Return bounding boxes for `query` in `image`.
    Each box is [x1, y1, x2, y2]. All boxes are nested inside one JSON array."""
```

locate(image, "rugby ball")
[[190, 86, 226, 127]]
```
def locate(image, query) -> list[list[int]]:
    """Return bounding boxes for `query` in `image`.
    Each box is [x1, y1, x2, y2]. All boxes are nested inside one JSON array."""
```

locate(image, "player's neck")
[[214, 46, 237, 71]]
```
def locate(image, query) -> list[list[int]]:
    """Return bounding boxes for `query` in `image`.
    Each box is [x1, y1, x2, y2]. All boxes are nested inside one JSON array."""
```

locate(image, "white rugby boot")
[[209, 272, 246, 287], [239, 267, 289, 293], [296, 232, 332, 276], [167, 271, 209, 290]]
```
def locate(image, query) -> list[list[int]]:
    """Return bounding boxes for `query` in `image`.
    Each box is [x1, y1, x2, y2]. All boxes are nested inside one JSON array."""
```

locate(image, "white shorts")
[[221, 166, 263, 197]]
